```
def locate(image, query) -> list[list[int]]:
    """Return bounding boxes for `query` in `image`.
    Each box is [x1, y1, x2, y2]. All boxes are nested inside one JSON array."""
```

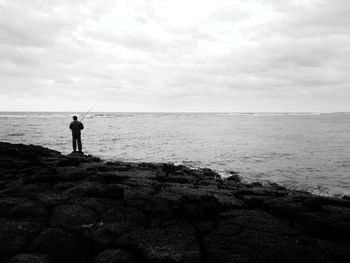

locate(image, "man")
[[69, 116, 84, 153]]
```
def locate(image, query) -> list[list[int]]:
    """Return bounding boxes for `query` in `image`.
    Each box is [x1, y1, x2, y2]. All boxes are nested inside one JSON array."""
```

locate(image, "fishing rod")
[[80, 104, 96, 121]]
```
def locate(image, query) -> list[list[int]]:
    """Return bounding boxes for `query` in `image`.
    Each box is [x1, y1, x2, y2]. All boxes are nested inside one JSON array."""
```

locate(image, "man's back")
[[70, 120, 84, 135]]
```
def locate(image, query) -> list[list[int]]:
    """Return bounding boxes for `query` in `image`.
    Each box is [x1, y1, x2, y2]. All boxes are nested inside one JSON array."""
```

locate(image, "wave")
[[7, 133, 25, 136]]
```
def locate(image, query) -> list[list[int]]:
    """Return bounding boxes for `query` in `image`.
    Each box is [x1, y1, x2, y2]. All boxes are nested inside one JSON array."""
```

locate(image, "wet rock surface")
[[0, 142, 349, 263]]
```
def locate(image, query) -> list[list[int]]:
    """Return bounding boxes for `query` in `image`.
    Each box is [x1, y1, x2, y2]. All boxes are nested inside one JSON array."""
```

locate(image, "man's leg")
[[72, 136, 77, 152], [77, 134, 82, 152]]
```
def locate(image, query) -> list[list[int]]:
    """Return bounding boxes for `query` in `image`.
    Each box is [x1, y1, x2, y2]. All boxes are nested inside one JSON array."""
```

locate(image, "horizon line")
[[0, 110, 349, 114]]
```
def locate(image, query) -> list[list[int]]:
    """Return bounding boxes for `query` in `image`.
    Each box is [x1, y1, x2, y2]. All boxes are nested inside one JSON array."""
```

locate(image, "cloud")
[[0, 0, 350, 112]]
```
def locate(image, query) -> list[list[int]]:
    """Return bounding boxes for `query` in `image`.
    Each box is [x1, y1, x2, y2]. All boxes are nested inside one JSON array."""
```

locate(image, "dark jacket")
[[69, 120, 84, 136]]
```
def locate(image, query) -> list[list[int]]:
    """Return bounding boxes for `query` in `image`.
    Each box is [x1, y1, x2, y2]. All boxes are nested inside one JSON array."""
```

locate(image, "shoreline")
[[0, 142, 349, 263]]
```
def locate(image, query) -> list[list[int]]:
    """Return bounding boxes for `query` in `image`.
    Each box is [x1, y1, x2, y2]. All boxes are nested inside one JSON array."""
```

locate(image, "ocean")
[[0, 112, 349, 197]]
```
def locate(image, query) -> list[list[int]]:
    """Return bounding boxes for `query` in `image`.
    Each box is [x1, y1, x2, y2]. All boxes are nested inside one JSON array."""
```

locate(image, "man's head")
[[73, 116, 78, 120]]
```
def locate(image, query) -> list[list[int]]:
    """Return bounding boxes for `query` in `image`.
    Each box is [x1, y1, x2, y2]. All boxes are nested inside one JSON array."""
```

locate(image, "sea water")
[[0, 112, 349, 197]]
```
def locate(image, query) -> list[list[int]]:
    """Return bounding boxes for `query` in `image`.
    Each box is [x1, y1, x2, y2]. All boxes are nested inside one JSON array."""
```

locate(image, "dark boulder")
[[0, 219, 42, 261], [56, 157, 81, 167], [117, 221, 201, 263], [174, 194, 221, 219], [49, 204, 100, 229], [30, 228, 88, 263], [8, 202, 49, 220], [5, 253, 50, 263], [93, 249, 136, 263], [64, 182, 124, 199], [93, 223, 131, 251], [102, 206, 148, 227], [205, 224, 304, 263]]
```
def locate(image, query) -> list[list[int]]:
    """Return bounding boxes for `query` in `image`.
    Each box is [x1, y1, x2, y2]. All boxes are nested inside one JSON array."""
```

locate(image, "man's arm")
[[69, 123, 72, 129], [80, 122, 84, 130]]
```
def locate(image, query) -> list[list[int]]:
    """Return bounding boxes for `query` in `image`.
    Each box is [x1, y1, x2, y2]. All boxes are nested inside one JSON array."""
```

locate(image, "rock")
[[5, 253, 50, 263], [49, 204, 100, 229], [0, 197, 30, 217], [98, 184, 124, 199], [0, 219, 42, 261], [30, 228, 88, 263], [205, 225, 305, 263], [117, 221, 201, 263], [153, 174, 190, 184], [9, 202, 49, 219], [56, 157, 81, 167], [262, 198, 307, 218], [52, 182, 76, 191], [144, 198, 173, 220], [36, 193, 69, 209], [93, 249, 136, 263], [94, 173, 130, 184], [225, 171, 241, 183], [174, 194, 221, 219], [224, 210, 300, 236], [67, 197, 118, 215], [123, 189, 153, 208], [240, 195, 270, 208], [301, 196, 350, 209], [296, 211, 350, 241], [0, 183, 50, 198], [1, 142, 350, 263], [310, 237, 350, 262], [93, 223, 131, 251], [214, 192, 245, 208], [0, 143, 60, 160], [65, 182, 124, 199], [102, 206, 148, 227]]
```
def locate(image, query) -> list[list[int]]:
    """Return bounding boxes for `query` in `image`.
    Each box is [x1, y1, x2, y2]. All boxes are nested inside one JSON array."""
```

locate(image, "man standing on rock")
[[69, 116, 84, 154]]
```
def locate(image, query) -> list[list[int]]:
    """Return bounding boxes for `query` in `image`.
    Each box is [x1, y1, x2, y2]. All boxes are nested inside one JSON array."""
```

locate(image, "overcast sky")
[[0, 0, 349, 112]]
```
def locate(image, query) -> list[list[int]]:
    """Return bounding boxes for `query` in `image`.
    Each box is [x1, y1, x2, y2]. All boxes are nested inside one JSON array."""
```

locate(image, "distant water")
[[0, 112, 349, 197]]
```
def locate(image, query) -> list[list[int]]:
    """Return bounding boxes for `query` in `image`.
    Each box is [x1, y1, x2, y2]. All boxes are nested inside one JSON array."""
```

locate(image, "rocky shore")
[[0, 142, 349, 263]]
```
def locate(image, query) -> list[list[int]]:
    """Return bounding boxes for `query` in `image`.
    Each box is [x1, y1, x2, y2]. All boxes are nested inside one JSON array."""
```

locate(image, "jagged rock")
[[144, 198, 173, 220], [8, 202, 48, 219], [5, 253, 50, 263], [92, 172, 130, 184], [226, 171, 241, 182], [56, 157, 82, 167], [224, 210, 300, 236], [0, 219, 42, 261], [262, 198, 307, 218], [295, 211, 350, 241], [64, 182, 124, 199], [93, 223, 131, 251], [67, 197, 118, 215], [0, 142, 349, 263], [30, 228, 88, 263], [174, 194, 221, 219], [117, 221, 201, 263], [153, 174, 190, 184], [35, 193, 69, 209], [309, 238, 350, 262], [102, 206, 148, 227], [0, 143, 60, 160], [49, 204, 100, 229], [0, 197, 31, 217], [205, 225, 304, 263], [0, 183, 50, 198], [301, 196, 350, 209], [93, 249, 136, 263]]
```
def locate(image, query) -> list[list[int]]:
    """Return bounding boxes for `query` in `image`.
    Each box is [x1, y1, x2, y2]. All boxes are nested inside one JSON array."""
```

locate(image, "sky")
[[0, 0, 349, 112]]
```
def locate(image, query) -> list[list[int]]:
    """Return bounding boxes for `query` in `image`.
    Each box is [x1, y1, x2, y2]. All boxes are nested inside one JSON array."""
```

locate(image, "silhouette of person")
[[69, 116, 84, 153]]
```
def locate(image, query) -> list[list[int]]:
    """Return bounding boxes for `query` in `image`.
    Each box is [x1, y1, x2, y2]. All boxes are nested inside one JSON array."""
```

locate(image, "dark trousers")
[[72, 134, 82, 152]]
